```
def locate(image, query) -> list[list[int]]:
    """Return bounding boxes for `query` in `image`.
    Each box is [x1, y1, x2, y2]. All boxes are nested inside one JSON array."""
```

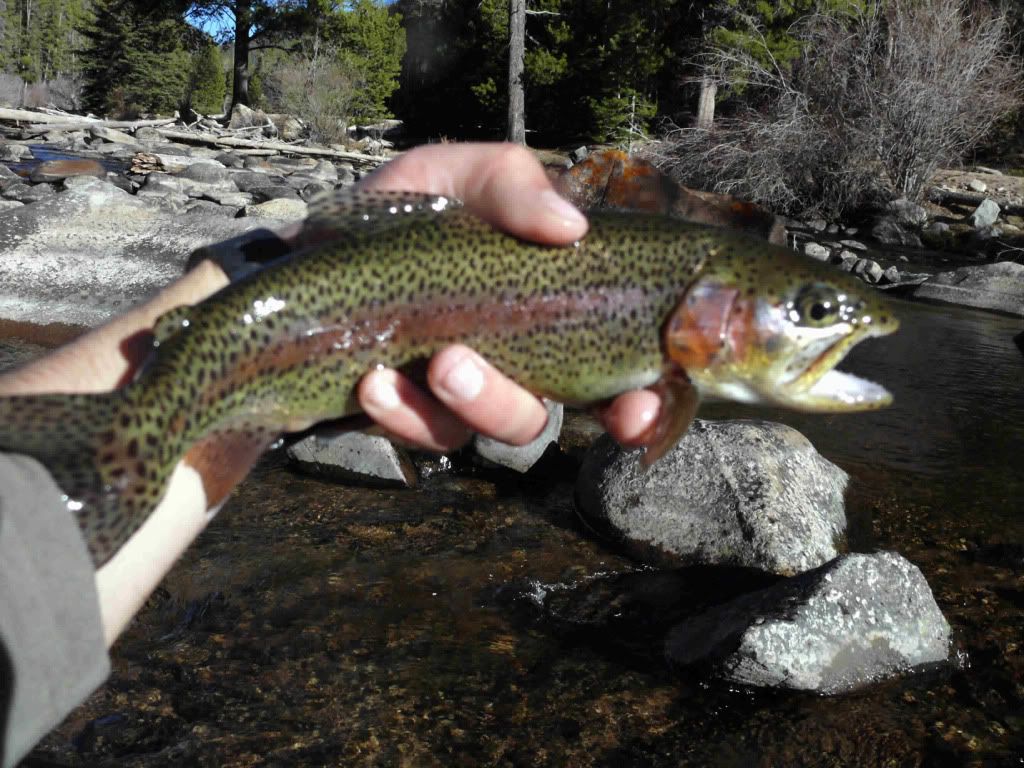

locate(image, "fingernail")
[[439, 355, 484, 401], [365, 373, 401, 410], [540, 189, 587, 229]]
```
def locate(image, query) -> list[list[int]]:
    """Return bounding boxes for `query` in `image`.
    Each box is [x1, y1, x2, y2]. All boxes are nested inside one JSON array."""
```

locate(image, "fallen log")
[[0, 107, 175, 131], [154, 127, 389, 167], [926, 186, 1024, 216]]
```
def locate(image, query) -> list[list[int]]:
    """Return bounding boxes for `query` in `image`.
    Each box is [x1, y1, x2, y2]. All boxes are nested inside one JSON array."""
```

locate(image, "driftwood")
[[153, 127, 387, 167], [0, 107, 175, 130], [926, 186, 1024, 216]]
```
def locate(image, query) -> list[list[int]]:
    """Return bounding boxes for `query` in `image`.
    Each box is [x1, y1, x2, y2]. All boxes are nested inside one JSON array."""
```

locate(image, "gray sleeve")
[[0, 454, 110, 768]]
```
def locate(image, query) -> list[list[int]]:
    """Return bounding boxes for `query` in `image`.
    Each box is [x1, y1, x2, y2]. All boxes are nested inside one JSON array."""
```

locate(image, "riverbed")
[[6, 295, 1023, 766]]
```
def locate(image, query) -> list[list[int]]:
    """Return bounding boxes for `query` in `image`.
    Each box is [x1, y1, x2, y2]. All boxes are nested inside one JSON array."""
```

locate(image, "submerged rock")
[[29, 158, 106, 183], [914, 262, 1024, 316], [664, 551, 952, 694], [287, 429, 417, 488], [575, 420, 848, 576]]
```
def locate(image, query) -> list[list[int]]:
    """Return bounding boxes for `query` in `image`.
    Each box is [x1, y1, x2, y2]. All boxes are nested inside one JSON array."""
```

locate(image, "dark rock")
[[1015, 330, 1024, 354], [287, 430, 417, 487], [887, 198, 928, 227], [871, 216, 923, 248], [576, 421, 848, 576], [180, 161, 230, 185], [475, 401, 563, 473], [839, 239, 867, 251], [882, 266, 900, 284], [229, 170, 289, 194], [914, 262, 1024, 316], [664, 551, 952, 693], [214, 152, 245, 168], [249, 184, 301, 203]]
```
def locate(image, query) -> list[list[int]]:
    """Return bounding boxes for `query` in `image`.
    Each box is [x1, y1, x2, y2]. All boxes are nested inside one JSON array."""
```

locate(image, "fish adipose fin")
[[640, 366, 699, 467], [300, 189, 463, 245]]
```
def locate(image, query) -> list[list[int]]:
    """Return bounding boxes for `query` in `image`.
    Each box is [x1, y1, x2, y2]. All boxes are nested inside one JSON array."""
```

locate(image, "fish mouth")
[[781, 324, 897, 412]]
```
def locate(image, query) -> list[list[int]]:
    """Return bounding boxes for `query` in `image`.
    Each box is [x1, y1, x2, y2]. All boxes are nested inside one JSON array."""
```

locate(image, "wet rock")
[[921, 220, 953, 249], [29, 158, 106, 183], [475, 400, 563, 473], [0, 142, 31, 161], [969, 198, 1000, 229], [839, 239, 867, 251], [0, 177, 265, 326], [287, 429, 417, 487], [243, 198, 308, 220], [914, 262, 1024, 316], [882, 266, 900, 284], [575, 421, 848, 576], [853, 258, 885, 284], [664, 551, 952, 694], [803, 242, 830, 261]]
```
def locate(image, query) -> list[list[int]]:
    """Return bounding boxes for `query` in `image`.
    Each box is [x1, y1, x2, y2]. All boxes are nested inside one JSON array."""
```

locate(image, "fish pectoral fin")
[[301, 189, 464, 246], [639, 367, 699, 468], [183, 428, 280, 511]]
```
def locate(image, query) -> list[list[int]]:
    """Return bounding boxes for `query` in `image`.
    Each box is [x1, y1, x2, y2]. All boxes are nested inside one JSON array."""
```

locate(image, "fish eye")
[[791, 284, 848, 328]]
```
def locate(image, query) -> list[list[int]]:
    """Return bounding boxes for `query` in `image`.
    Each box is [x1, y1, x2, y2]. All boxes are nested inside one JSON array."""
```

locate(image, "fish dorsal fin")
[[151, 304, 193, 346], [300, 189, 463, 245]]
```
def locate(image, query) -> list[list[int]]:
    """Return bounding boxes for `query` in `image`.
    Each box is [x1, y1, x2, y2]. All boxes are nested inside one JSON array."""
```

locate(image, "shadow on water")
[[3, 293, 1023, 765]]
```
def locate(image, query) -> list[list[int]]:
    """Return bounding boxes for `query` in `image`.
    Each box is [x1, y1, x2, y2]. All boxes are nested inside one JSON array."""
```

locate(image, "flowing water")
[[4, 295, 1023, 766]]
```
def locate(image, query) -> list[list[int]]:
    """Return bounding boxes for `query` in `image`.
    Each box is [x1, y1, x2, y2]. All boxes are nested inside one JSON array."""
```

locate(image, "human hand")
[[353, 142, 664, 452]]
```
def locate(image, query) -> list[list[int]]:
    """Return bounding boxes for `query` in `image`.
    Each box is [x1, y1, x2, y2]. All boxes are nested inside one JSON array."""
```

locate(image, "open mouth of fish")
[[784, 327, 897, 412]]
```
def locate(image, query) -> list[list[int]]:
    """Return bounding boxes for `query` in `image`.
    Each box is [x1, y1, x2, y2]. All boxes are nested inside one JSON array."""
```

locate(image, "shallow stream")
[[4, 295, 1023, 766]]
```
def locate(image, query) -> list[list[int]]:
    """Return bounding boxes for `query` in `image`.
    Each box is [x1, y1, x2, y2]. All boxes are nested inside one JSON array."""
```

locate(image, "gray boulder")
[[575, 420, 848, 576], [0, 177, 273, 327], [853, 258, 885, 284], [969, 198, 1000, 229], [287, 430, 417, 488], [3, 183, 55, 204], [665, 551, 951, 694], [914, 261, 1024, 316], [243, 198, 308, 220], [803, 242, 830, 261], [475, 400, 563, 473], [887, 198, 928, 227], [180, 161, 231, 185]]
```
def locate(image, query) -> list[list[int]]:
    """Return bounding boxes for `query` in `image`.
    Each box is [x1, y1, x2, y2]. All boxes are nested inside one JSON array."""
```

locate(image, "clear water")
[[4, 294, 1023, 765]]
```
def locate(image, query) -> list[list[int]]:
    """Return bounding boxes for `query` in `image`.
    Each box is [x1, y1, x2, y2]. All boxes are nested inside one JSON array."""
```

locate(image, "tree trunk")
[[696, 77, 716, 130], [231, 0, 252, 109], [506, 0, 526, 144]]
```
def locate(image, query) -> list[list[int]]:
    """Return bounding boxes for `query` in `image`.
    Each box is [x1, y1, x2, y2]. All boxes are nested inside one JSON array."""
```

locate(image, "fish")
[[0, 191, 898, 567]]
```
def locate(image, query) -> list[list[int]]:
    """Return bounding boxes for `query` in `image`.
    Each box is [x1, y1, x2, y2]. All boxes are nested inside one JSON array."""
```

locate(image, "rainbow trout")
[[0, 191, 897, 567]]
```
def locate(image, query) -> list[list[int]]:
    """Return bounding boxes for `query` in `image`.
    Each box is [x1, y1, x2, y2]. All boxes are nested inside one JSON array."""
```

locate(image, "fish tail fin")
[[0, 390, 169, 567]]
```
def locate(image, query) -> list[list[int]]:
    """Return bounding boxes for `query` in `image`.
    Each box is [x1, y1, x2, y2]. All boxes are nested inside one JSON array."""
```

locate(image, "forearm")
[[0, 262, 230, 647]]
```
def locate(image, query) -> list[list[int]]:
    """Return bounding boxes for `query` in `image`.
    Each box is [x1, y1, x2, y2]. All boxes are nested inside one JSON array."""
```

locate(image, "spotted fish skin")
[[0, 191, 895, 567]]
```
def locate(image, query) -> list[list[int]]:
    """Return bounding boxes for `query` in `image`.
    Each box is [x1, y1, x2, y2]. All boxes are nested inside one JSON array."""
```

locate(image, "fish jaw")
[[664, 271, 899, 413]]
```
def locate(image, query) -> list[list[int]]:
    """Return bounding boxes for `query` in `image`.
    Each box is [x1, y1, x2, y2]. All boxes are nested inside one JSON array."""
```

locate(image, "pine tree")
[[79, 0, 193, 116], [189, 41, 226, 115], [333, 0, 405, 122]]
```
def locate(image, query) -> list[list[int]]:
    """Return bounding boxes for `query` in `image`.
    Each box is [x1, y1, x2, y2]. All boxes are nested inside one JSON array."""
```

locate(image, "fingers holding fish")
[[593, 388, 663, 448], [426, 345, 550, 446], [358, 366, 474, 452], [360, 142, 589, 245]]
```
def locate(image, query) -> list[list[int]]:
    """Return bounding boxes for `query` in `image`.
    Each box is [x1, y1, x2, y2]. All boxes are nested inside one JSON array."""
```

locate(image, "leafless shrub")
[[262, 40, 361, 146], [47, 74, 85, 113], [0, 74, 25, 107], [647, 0, 1024, 218]]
